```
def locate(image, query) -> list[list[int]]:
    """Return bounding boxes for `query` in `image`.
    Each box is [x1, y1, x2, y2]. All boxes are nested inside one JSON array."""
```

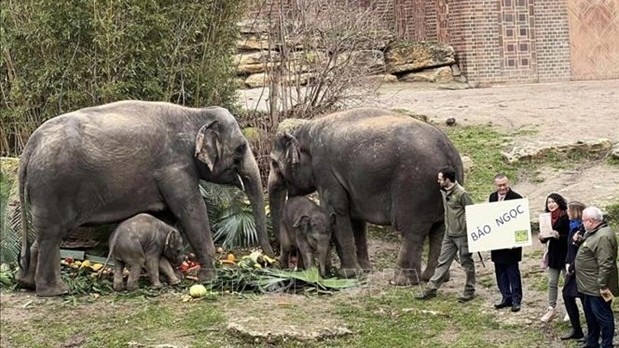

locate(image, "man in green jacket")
[[575, 206, 618, 348], [416, 166, 476, 303]]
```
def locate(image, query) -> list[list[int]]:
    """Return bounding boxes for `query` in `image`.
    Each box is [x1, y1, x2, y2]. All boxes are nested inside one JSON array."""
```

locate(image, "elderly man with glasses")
[[575, 206, 618, 348]]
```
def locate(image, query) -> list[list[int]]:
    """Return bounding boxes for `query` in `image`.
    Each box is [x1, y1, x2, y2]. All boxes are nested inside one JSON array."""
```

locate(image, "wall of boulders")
[[234, 21, 466, 89]]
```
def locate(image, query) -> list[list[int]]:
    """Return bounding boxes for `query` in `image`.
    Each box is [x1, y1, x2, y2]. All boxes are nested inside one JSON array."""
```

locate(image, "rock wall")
[[235, 21, 466, 89]]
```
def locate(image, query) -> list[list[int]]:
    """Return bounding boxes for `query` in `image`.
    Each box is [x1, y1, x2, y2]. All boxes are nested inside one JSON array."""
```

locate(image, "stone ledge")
[[227, 320, 353, 344], [502, 138, 613, 164]]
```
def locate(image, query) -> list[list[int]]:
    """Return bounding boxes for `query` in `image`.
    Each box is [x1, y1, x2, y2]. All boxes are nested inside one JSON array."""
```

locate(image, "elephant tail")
[[98, 229, 119, 279], [17, 148, 31, 281]]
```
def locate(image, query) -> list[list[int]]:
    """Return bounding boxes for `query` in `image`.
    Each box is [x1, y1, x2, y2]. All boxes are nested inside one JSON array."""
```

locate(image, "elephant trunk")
[[317, 246, 330, 278], [240, 150, 274, 257], [267, 168, 287, 251]]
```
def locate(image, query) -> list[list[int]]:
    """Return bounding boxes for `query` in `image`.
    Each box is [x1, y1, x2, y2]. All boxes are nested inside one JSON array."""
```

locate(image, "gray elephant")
[[279, 196, 334, 277], [17, 100, 273, 296], [268, 108, 463, 285], [104, 213, 184, 291]]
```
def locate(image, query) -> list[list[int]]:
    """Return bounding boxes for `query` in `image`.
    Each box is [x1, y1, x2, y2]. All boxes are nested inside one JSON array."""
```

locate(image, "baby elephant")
[[279, 196, 335, 277], [105, 213, 185, 291]]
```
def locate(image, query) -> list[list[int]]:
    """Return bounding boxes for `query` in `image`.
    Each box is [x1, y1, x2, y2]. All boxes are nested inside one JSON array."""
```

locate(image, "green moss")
[[605, 203, 619, 228], [276, 118, 310, 135]]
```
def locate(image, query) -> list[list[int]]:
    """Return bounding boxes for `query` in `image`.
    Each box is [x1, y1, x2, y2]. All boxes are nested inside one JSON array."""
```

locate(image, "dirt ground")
[[239, 79, 619, 212]]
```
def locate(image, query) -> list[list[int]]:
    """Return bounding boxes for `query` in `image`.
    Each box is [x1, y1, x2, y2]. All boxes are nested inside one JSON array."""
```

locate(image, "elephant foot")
[[16, 271, 36, 290], [151, 281, 163, 289], [126, 283, 139, 291], [113, 283, 125, 292], [359, 260, 372, 272], [421, 269, 433, 282], [168, 276, 181, 286], [337, 267, 362, 278], [198, 267, 217, 282], [390, 269, 420, 286], [35, 280, 70, 297]]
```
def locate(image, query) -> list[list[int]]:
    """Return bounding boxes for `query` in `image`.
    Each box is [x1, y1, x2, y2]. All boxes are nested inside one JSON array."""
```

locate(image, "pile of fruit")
[[61, 257, 109, 274], [48, 248, 362, 297]]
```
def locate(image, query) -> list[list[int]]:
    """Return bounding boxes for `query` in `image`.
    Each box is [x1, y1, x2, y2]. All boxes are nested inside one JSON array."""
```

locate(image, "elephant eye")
[[235, 143, 247, 158]]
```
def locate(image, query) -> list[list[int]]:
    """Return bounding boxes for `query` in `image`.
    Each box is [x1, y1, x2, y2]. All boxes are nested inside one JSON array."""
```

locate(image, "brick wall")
[[533, 0, 571, 82], [245, 0, 613, 84]]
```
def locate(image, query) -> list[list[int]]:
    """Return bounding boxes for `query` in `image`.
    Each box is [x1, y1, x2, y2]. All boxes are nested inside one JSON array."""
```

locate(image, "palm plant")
[[199, 181, 271, 249]]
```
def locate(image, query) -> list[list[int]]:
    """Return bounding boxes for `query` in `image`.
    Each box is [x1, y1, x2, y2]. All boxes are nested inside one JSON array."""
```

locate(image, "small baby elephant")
[[279, 196, 335, 277], [105, 213, 185, 291]]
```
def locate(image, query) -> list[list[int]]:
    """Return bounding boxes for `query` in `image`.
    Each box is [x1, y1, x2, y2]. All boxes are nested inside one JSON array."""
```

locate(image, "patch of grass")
[[1, 295, 227, 348], [444, 125, 525, 202], [332, 288, 543, 347], [604, 202, 619, 228], [509, 127, 539, 137], [478, 275, 496, 289]]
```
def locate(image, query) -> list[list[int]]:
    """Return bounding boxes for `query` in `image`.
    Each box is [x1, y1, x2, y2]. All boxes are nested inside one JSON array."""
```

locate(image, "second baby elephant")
[[105, 213, 185, 291], [279, 196, 335, 277]]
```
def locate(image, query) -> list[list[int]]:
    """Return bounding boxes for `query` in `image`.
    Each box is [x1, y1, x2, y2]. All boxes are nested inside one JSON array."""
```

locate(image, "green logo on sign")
[[514, 230, 529, 243]]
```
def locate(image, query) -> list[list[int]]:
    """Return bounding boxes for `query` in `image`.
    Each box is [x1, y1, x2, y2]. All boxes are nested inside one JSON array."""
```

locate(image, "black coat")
[[540, 213, 570, 270], [489, 189, 523, 263], [563, 222, 585, 298]]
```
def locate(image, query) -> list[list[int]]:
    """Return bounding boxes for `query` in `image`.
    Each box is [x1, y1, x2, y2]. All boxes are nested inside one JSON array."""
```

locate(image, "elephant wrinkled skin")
[[105, 213, 184, 291], [17, 100, 273, 296], [279, 196, 334, 277], [268, 108, 463, 285]]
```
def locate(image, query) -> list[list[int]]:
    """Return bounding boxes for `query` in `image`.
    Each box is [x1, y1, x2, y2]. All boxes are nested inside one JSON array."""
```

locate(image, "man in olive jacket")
[[575, 206, 618, 348], [417, 166, 475, 303]]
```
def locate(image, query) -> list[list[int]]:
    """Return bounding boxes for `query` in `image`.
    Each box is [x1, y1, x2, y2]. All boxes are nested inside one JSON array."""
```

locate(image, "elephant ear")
[[292, 215, 310, 230], [195, 120, 220, 172], [283, 132, 300, 165]]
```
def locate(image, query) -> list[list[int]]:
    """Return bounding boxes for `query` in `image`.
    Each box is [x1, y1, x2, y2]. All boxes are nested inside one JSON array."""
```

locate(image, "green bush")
[[1, 0, 245, 156]]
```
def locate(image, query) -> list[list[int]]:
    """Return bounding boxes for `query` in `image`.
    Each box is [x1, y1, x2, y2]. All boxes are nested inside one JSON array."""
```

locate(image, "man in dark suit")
[[489, 173, 524, 312]]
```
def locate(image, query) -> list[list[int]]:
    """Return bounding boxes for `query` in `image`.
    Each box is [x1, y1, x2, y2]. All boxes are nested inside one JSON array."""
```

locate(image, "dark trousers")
[[583, 294, 615, 348], [562, 277, 583, 334], [494, 262, 522, 305]]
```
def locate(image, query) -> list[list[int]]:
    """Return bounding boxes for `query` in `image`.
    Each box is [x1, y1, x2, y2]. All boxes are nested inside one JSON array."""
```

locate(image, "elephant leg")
[[321, 188, 361, 278], [297, 238, 315, 270], [422, 221, 447, 282], [159, 258, 180, 285], [17, 240, 39, 289], [144, 255, 162, 289], [332, 215, 361, 278], [34, 228, 70, 297], [158, 176, 216, 282], [393, 222, 434, 286], [113, 260, 125, 291], [352, 219, 371, 271], [126, 260, 144, 291], [278, 224, 292, 268]]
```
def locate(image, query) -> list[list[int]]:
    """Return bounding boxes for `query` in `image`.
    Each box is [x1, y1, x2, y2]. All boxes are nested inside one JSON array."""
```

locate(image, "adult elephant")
[[16, 100, 273, 296], [268, 108, 463, 285]]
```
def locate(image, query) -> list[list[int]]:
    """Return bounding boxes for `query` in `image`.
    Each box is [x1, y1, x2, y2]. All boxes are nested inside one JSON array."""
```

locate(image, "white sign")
[[465, 198, 532, 253], [538, 212, 553, 238]]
